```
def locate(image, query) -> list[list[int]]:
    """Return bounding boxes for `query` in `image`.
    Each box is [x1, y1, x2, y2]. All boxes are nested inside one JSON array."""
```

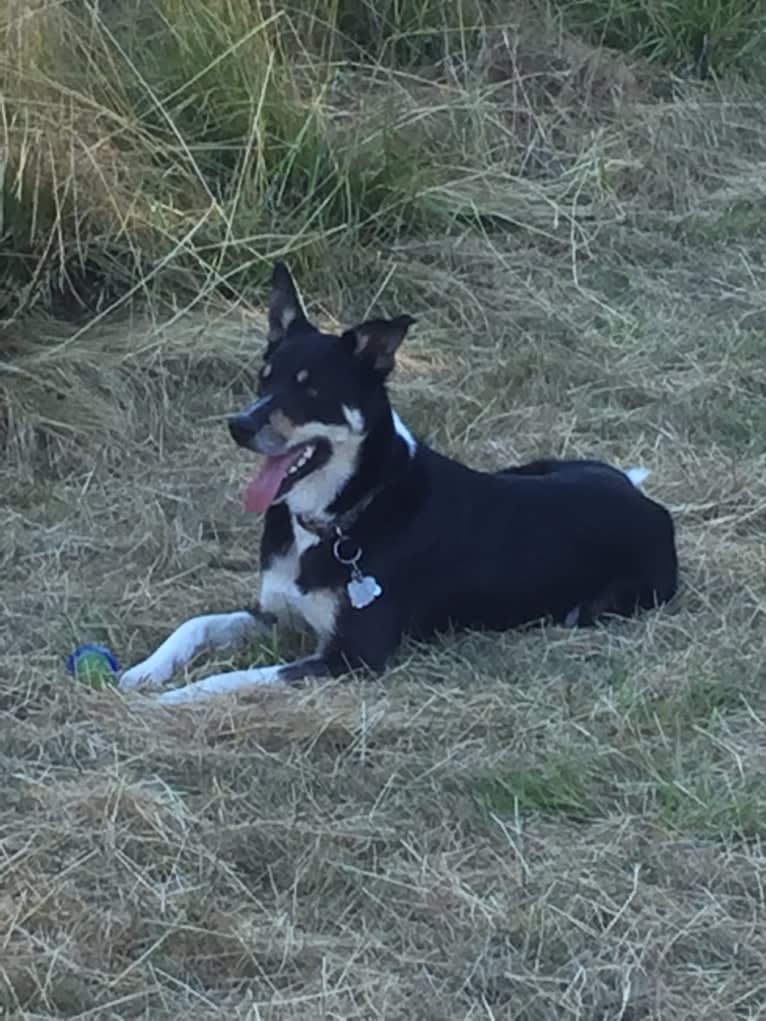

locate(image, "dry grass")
[[4, 6, 766, 1020]]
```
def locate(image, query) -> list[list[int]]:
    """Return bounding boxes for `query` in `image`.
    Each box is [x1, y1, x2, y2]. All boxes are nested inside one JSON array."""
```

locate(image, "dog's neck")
[[296, 486, 383, 540], [295, 406, 416, 539]]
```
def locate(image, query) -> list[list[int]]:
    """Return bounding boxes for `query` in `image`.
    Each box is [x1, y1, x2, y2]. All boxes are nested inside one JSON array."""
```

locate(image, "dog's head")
[[229, 262, 416, 516]]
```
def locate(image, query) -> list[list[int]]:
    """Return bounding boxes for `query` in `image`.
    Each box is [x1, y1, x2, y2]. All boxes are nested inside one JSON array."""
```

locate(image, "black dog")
[[120, 263, 678, 704]]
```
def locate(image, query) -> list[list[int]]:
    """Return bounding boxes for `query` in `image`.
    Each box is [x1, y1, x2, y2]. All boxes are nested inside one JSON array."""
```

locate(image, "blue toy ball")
[[66, 643, 121, 686]]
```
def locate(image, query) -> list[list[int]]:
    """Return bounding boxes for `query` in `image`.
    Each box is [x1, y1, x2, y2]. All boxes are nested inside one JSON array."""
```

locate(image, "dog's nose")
[[228, 396, 274, 448], [228, 414, 256, 447]]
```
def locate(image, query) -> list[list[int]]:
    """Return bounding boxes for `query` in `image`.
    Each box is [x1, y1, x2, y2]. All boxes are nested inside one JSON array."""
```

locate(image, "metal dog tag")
[[332, 530, 382, 610], [347, 572, 382, 610]]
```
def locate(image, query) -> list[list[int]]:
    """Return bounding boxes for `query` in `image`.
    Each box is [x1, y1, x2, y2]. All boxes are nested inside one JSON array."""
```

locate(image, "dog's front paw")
[[154, 668, 276, 705], [155, 681, 214, 706], [119, 655, 175, 691]]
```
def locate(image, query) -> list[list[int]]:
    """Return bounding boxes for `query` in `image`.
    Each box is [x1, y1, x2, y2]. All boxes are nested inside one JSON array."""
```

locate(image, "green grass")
[[4, 0, 766, 1017], [472, 760, 600, 819], [0, 0, 491, 322], [555, 0, 766, 79], [3, 0, 766, 326]]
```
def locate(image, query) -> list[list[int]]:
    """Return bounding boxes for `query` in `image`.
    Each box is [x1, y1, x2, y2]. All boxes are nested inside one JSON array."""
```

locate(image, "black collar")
[[295, 486, 382, 541]]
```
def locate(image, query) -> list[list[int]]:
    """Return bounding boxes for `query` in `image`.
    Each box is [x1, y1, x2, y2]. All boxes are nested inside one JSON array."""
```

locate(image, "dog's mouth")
[[243, 439, 329, 512]]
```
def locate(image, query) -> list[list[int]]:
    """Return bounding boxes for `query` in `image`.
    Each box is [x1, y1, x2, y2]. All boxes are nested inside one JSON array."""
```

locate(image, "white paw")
[[155, 687, 197, 706], [154, 666, 285, 706], [155, 678, 222, 706], [119, 656, 174, 691]]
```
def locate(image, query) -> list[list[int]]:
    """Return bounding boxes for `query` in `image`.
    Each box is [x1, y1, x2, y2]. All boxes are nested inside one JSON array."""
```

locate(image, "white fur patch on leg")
[[624, 466, 651, 488], [119, 611, 258, 690], [155, 665, 286, 705]]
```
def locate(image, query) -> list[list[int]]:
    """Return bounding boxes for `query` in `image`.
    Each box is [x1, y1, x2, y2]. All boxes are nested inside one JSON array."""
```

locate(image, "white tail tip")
[[625, 466, 651, 488]]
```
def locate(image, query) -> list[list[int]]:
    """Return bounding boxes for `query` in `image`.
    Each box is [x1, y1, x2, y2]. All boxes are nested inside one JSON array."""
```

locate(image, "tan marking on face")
[[269, 408, 295, 440], [296, 369, 309, 384]]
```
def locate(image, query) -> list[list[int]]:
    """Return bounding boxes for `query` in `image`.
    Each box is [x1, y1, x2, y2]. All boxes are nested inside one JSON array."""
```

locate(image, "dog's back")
[[345, 446, 677, 644]]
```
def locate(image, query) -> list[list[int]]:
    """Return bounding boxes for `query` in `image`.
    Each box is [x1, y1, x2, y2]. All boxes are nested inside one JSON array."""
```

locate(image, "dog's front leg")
[[153, 654, 331, 705], [119, 608, 274, 691], [144, 606, 402, 706]]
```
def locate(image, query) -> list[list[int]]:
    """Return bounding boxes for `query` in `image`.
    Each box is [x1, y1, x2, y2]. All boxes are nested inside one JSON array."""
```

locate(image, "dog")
[[119, 262, 679, 705]]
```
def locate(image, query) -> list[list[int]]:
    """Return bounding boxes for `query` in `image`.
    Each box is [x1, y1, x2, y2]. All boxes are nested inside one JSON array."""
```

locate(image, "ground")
[[3, 17, 766, 1021]]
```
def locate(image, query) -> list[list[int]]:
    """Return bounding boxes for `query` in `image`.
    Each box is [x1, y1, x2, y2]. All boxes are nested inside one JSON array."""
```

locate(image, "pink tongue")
[[243, 448, 304, 513]]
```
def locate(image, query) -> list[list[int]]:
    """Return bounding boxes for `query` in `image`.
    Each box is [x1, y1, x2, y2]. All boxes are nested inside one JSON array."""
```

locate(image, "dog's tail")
[[624, 466, 651, 489]]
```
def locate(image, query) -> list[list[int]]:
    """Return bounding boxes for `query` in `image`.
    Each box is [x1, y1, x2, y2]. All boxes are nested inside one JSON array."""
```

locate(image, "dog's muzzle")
[[228, 396, 288, 455]]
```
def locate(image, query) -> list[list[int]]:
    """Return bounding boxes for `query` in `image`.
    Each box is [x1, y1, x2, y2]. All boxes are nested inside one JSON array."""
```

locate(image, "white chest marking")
[[259, 520, 338, 642]]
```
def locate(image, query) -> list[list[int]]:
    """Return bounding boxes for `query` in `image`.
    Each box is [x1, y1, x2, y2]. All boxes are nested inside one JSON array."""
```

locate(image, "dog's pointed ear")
[[267, 261, 309, 347], [344, 314, 416, 376]]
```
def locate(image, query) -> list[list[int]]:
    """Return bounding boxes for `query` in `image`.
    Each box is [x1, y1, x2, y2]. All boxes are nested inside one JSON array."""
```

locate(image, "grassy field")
[[3, 1, 766, 1018]]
